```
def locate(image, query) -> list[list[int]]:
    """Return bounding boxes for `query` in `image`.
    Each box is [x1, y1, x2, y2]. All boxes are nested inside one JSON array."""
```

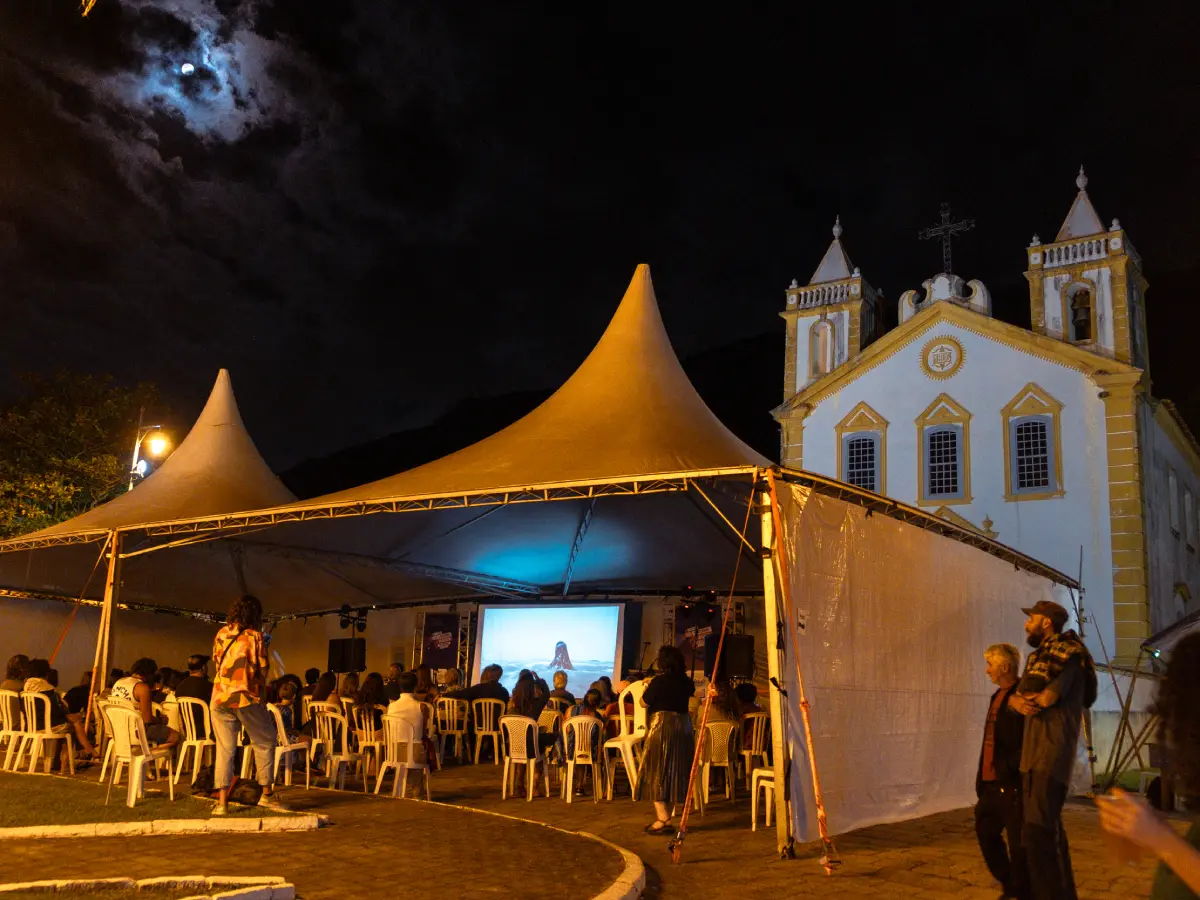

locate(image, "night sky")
[[2, 2, 1198, 471]]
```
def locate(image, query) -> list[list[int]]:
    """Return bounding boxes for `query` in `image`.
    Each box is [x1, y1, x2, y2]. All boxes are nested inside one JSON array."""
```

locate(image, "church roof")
[[810, 217, 856, 284], [774, 300, 1140, 417], [1055, 167, 1106, 241], [17, 369, 295, 540]]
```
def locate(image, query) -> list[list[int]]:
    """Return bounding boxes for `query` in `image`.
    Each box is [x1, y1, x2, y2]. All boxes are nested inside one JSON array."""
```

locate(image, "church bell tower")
[[1024, 168, 1149, 370]]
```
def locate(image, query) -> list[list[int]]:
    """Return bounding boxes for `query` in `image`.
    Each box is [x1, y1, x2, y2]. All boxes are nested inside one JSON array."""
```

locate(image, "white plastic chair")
[[268, 702, 310, 788], [375, 714, 431, 800], [313, 707, 363, 791], [545, 697, 570, 714], [499, 715, 550, 801], [352, 704, 387, 777], [173, 697, 216, 784], [740, 711, 770, 791], [0, 689, 22, 771], [102, 705, 175, 808], [306, 700, 337, 762], [702, 720, 739, 802], [436, 698, 469, 764], [13, 692, 75, 775], [603, 680, 647, 800], [300, 695, 314, 728], [751, 767, 775, 831], [561, 717, 606, 804], [472, 698, 505, 765]]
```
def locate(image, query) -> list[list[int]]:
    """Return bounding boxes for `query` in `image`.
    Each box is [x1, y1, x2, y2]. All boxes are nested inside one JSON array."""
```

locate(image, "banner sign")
[[422, 613, 459, 669]]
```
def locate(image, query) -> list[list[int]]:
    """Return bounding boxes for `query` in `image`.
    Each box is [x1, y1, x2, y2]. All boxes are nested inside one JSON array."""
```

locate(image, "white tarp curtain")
[[776, 482, 1072, 841]]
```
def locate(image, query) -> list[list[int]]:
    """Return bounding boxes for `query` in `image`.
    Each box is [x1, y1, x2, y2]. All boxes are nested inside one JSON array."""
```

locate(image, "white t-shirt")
[[385, 693, 425, 742]]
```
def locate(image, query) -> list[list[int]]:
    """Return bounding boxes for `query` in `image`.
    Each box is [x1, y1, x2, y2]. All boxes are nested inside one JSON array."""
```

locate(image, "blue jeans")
[[211, 701, 275, 791]]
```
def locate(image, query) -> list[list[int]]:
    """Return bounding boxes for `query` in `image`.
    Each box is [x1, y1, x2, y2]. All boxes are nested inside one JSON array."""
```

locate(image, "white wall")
[[799, 321, 1117, 678], [0, 597, 216, 685], [1041, 267, 1116, 353]]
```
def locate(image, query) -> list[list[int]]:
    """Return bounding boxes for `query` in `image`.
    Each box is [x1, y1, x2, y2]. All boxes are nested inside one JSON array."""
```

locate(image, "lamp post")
[[128, 407, 171, 491]]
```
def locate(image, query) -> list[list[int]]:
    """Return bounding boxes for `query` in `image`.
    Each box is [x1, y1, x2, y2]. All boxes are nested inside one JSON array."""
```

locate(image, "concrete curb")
[[432, 800, 646, 900], [0, 814, 327, 840], [0, 875, 295, 899]]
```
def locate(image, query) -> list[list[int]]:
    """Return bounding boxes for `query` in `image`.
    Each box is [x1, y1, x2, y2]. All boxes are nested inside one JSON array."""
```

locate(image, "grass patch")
[[0, 771, 281, 827]]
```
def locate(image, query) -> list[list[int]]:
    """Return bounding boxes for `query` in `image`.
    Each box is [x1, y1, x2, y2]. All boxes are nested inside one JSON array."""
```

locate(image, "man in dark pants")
[[975, 642, 1029, 900], [1009, 600, 1097, 900]]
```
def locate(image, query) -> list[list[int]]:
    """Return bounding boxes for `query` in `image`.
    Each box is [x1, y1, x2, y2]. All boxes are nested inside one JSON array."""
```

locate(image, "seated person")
[[338, 672, 359, 700], [511, 674, 555, 756], [110, 657, 179, 749], [276, 682, 312, 753], [563, 688, 604, 760], [2, 654, 29, 693], [413, 664, 439, 704], [602, 681, 635, 740], [386, 671, 435, 770], [735, 682, 762, 716], [444, 664, 511, 705], [355, 672, 388, 731], [383, 663, 404, 702], [173, 655, 213, 738], [442, 669, 461, 692], [549, 671, 575, 706], [311, 672, 337, 703], [63, 670, 93, 717], [24, 658, 95, 760], [301, 667, 321, 697]]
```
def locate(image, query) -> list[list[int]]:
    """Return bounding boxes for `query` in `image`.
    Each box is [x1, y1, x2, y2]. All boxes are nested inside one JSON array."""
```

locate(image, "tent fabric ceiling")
[[13, 369, 295, 542]]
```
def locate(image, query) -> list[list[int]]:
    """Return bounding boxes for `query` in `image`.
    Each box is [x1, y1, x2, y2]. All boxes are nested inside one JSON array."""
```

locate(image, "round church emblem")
[[920, 335, 965, 380]]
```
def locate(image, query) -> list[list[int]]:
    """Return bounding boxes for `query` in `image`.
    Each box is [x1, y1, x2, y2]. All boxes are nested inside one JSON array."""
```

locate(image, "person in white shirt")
[[385, 671, 426, 745]]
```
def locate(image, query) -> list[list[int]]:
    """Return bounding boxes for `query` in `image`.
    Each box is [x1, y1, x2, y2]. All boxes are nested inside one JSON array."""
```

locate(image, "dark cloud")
[[0, 2, 1197, 469]]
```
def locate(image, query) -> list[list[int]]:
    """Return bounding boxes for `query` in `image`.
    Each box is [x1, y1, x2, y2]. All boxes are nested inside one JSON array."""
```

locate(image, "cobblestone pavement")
[[0, 764, 1177, 899], [429, 762, 1171, 899]]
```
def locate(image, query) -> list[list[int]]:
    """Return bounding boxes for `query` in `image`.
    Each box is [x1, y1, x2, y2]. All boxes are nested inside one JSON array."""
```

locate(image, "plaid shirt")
[[1020, 629, 1096, 705]]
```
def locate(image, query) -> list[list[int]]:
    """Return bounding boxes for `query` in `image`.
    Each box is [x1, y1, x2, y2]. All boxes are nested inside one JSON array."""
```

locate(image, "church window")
[[1001, 384, 1065, 502], [810, 320, 834, 378], [836, 402, 888, 495], [1067, 285, 1093, 342], [916, 394, 971, 506]]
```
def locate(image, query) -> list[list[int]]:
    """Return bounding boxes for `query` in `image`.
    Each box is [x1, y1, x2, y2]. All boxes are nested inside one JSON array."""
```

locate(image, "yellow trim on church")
[[1001, 383, 1066, 502]]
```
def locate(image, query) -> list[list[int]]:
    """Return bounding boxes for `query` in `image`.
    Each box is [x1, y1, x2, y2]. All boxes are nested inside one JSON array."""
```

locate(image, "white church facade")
[[773, 170, 1200, 673]]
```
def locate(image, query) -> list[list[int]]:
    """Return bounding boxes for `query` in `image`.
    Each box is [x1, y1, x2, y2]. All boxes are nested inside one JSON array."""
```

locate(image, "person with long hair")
[[311, 672, 337, 703], [637, 645, 696, 834], [210, 594, 282, 815], [413, 664, 438, 704], [356, 671, 387, 730], [1098, 632, 1200, 897], [2, 654, 30, 692]]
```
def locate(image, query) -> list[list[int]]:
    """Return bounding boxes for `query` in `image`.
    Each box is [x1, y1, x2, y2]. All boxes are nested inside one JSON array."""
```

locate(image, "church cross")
[[918, 203, 975, 274]]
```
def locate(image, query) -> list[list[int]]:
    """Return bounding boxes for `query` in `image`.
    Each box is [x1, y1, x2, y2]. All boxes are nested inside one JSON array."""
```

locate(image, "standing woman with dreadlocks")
[[210, 594, 283, 815], [1097, 631, 1200, 898]]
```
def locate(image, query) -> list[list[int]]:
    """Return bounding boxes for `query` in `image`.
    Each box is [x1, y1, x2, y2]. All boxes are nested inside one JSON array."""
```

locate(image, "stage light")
[[355, 620, 366, 633]]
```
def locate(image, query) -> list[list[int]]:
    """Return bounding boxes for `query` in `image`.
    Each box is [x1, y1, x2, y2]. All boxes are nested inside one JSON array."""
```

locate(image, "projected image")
[[477, 605, 622, 698]]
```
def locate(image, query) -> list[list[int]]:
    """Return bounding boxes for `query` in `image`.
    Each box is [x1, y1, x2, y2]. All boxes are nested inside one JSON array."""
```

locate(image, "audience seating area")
[[1, 664, 773, 828]]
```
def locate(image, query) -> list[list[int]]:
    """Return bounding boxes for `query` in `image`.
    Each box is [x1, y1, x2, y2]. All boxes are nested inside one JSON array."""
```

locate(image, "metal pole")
[[128, 408, 144, 491], [84, 531, 120, 732], [97, 531, 123, 705], [760, 485, 794, 854]]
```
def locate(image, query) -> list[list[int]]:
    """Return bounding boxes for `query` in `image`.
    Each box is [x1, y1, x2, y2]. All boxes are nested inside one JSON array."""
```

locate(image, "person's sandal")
[[644, 818, 672, 834]]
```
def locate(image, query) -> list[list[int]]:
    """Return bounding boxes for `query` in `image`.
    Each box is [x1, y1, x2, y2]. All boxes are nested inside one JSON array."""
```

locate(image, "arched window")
[[809, 320, 833, 377], [836, 402, 888, 494], [1001, 383, 1064, 501], [1068, 286, 1092, 342], [916, 394, 972, 506]]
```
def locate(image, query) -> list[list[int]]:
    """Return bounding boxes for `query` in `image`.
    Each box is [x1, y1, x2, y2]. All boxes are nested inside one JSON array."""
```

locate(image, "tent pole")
[[767, 470, 840, 874], [85, 531, 120, 732], [97, 532, 123, 705], [760, 484, 793, 856]]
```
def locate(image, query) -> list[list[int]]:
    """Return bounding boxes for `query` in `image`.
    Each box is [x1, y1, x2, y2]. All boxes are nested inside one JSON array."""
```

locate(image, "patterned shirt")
[[211, 625, 267, 709]]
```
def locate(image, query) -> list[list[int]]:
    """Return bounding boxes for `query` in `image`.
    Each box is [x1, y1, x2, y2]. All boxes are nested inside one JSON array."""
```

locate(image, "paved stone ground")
[[0, 775, 625, 900], [0, 763, 1177, 899]]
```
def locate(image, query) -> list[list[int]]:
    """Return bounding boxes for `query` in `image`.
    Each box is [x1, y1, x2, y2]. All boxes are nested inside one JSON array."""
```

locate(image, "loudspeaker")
[[620, 602, 643, 679], [328, 637, 366, 673], [704, 633, 755, 680]]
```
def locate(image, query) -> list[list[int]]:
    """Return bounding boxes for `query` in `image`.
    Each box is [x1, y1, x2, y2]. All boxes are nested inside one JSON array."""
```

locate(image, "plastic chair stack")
[[751, 767, 775, 831], [499, 715, 550, 802], [603, 680, 647, 800], [375, 714, 431, 800]]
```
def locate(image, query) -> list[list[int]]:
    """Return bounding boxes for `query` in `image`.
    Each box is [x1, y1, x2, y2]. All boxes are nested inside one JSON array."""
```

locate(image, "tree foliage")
[[0, 372, 161, 538]]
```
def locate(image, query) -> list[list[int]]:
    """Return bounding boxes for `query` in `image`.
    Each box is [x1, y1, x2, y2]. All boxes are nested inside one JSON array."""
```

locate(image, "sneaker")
[[211, 805, 228, 817], [258, 795, 288, 811]]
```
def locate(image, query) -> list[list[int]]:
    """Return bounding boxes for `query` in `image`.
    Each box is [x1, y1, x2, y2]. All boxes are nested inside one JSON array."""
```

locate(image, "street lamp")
[[128, 409, 172, 491]]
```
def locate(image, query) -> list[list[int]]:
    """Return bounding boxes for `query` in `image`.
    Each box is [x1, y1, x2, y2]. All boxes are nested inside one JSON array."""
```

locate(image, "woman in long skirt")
[[636, 645, 695, 834]]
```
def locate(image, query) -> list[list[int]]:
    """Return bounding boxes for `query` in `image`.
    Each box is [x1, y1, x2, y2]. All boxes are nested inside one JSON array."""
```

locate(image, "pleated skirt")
[[636, 711, 695, 804]]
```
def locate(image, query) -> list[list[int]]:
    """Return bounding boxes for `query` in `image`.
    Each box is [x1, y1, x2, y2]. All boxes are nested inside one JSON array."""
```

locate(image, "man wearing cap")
[[1009, 600, 1097, 900], [174, 655, 213, 738]]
